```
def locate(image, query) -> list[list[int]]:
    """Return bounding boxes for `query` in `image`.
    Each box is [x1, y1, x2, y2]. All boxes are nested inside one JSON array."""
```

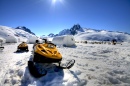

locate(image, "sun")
[[51, 0, 66, 10], [52, 0, 63, 4], [52, 0, 56, 3]]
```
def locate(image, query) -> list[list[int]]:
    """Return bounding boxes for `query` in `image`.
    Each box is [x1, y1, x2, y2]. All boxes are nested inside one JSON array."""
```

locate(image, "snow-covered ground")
[[0, 42, 130, 86]]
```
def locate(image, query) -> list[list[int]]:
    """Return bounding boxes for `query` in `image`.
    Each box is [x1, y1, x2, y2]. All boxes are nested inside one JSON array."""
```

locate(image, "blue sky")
[[0, 0, 130, 36]]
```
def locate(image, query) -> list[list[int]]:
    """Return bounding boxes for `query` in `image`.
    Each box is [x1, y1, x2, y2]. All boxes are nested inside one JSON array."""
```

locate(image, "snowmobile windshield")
[[47, 44, 55, 48]]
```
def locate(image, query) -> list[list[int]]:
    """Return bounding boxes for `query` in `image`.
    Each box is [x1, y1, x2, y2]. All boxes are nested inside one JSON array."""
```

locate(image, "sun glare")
[[52, 0, 63, 5], [51, 0, 66, 10], [52, 0, 56, 3]]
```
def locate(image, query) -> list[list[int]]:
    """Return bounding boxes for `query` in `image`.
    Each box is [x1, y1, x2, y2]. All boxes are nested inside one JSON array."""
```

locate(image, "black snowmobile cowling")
[[33, 43, 62, 63], [17, 42, 29, 52]]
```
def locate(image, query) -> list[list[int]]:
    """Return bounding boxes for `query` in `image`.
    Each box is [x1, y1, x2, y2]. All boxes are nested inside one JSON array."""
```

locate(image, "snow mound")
[[52, 35, 75, 47]]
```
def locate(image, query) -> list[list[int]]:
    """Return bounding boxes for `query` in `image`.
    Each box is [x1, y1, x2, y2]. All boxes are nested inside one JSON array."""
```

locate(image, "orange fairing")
[[34, 43, 62, 60]]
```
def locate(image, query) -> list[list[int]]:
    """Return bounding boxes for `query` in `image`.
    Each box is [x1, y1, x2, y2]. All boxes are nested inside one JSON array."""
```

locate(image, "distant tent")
[[52, 35, 75, 47]]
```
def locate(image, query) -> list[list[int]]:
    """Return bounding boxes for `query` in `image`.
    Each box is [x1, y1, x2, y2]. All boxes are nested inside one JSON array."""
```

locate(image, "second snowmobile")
[[16, 42, 29, 52], [28, 40, 75, 78]]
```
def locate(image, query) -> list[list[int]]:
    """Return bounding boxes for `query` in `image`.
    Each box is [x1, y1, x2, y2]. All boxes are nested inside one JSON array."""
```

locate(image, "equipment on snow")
[[33, 42, 62, 63], [0, 40, 4, 50], [16, 42, 29, 52], [28, 41, 75, 78]]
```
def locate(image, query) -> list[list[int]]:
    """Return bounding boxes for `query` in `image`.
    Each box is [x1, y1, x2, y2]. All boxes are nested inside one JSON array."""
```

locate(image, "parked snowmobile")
[[16, 42, 29, 52], [33, 43, 62, 63], [28, 40, 75, 78]]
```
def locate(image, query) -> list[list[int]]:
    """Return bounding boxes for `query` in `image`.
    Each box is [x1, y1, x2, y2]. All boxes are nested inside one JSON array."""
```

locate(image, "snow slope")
[[0, 25, 36, 43], [47, 24, 130, 42], [15, 26, 35, 35], [0, 42, 130, 86], [74, 30, 130, 42]]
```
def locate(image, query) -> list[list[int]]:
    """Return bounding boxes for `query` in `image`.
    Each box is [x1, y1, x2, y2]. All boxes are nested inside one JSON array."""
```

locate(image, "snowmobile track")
[[28, 61, 47, 78]]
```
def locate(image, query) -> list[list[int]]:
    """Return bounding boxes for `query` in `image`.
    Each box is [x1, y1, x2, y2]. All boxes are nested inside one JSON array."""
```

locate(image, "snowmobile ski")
[[16, 49, 29, 53], [28, 59, 75, 78], [0, 46, 4, 50], [58, 59, 75, 69]]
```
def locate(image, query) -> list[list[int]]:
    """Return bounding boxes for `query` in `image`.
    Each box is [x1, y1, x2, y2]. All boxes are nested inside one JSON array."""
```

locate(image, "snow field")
[[58, 43, 130, 86], [0, 42, 130, 86]]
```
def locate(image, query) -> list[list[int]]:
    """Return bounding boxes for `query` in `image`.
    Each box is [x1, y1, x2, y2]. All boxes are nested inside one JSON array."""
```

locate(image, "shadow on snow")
[[21, 56, 65, 86]]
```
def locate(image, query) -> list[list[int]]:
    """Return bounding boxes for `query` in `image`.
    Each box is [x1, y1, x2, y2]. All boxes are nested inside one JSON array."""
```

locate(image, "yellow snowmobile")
[[16, 42, 29, 52], [28, 40, 75, 78], [33, 43, 62, 63]]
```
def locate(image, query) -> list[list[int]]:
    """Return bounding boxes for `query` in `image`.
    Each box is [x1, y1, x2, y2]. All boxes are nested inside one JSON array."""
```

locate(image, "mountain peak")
[[15, 26, 35, 35], [48, 33, 55, 37], [70, 24, 84, 35]]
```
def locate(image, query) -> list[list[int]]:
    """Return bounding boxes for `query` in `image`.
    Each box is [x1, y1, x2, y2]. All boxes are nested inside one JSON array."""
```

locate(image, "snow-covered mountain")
[[47, 24, 130, 42], [15, 26, 35, 35], [1, 24, 130, 43], [0, 25, 37, 43], [74, 29, 130, 42], [47, 24, 84, 37], [47, 33, 55, 37]]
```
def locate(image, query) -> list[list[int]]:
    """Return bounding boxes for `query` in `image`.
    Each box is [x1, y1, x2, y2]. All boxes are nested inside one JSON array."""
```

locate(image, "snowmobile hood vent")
[[41, 49, 47, 53], [47, 50, 53, 54], [54, 51, 57, 54]]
